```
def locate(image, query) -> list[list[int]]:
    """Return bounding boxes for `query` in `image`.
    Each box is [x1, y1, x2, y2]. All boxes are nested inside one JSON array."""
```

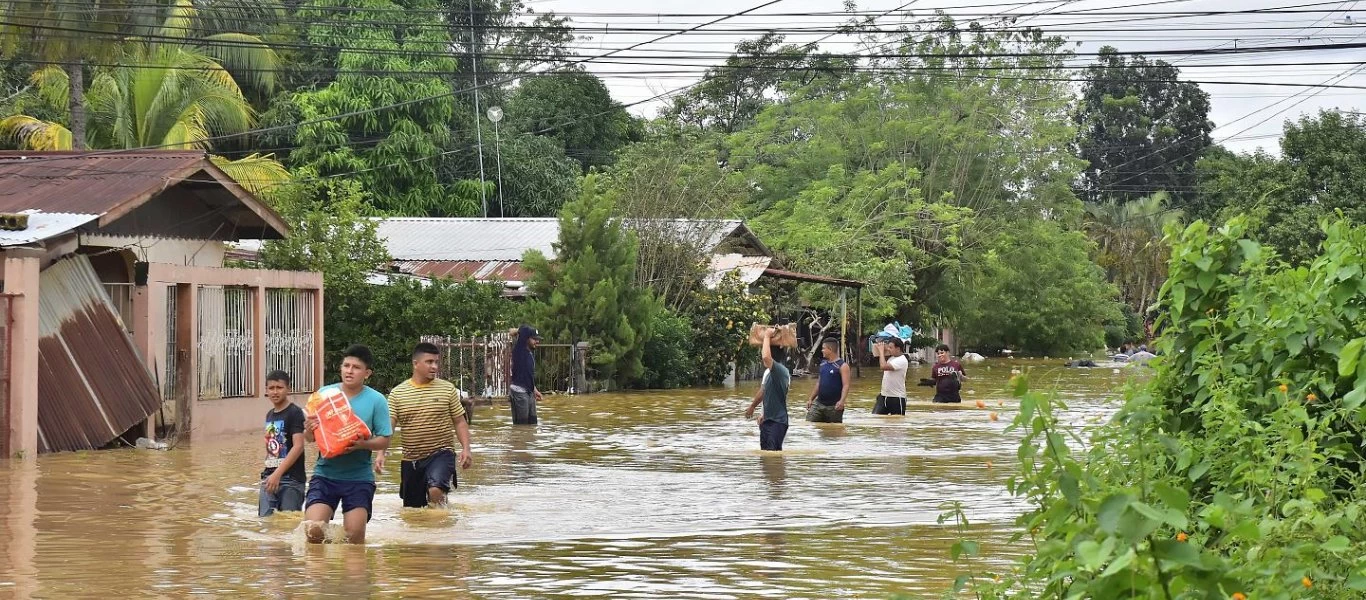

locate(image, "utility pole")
[[469, 1, 488, 217]]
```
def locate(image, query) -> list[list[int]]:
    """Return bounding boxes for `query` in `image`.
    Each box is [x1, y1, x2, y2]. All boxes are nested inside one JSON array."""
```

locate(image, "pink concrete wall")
[[139, 263, 324, 443], [3, 250, 41, 458]]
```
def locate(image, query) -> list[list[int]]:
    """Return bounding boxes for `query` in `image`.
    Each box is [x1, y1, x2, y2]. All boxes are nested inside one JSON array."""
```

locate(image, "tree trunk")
[[67, 60, 85, 150]]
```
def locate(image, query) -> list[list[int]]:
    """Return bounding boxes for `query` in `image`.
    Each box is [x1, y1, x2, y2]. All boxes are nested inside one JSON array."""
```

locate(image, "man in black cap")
[[509, 325, 543, 425]]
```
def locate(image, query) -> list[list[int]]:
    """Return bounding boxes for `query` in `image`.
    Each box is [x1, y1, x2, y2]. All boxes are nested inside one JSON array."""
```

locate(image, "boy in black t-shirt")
[[931, 344, 966, 404], [259, 370, 307, 516]]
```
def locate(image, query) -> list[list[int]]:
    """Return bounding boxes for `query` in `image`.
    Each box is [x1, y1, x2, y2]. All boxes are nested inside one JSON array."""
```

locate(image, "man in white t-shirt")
[[874, 337, 909, 415]]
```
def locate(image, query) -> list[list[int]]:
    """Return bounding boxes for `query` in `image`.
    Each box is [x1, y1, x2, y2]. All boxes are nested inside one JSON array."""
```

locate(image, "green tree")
[[945, 219, 1124, 354], [270, 0, 485, 216], [494, 132, 581, 217], [523, 175, 654, 386], [1197, 111, 1366, 264], [1083, 192, 1183, 321], [0, 45, 288, 194], [605, 127, 750, 312], [0, 0, 282, 148], [1075, 47, 1213, 206], [687, 271, 770, 385], [506, 70, 640, 172]]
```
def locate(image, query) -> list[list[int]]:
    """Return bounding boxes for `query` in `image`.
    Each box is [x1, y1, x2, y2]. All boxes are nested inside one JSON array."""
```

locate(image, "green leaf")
[[1323, 536, 1350, 552], [1152, 539, 1203, 568], [1098, 494, 1132, 534], [1346, 386, 1366, 412], [1305, 488, 1326, 503], [1347, 573, 1366, 590], [1061, 474, 1081, 507], [1188, 460, 1211, 481], [1341, 338, 1364, 379], [1155, 483, 1191, 511], [1099, 548, 1137, 578]]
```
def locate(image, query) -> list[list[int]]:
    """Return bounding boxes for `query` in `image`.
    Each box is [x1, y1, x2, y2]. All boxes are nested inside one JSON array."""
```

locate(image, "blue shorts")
[[305, 476, 376, 521], [759, 419, 788, 451]]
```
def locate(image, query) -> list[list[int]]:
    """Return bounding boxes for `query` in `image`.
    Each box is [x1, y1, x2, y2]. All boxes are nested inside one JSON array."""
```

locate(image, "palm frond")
[[198, 33, 279, 94], [29, 66, 69, 110], [212, 153, 290, 198], [160, 0, 196, 38], [0, 115, 73, 150]]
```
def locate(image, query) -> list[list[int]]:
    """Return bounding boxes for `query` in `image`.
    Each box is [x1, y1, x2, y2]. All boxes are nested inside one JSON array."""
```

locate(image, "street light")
[[487, 106, 506, 218]]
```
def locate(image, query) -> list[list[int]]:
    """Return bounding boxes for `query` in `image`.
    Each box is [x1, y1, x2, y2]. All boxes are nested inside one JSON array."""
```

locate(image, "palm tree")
[[1083, 192, 1184, 319], [0, 0, 282, 149], [0, 45, 287, 194]]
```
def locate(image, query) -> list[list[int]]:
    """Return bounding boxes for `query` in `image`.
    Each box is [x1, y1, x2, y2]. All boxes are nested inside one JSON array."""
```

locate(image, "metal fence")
[[265, 288, 318, 392], [163, 287, 178, 402], [421, 333, 591, 397], [197, 285, 255, 399]]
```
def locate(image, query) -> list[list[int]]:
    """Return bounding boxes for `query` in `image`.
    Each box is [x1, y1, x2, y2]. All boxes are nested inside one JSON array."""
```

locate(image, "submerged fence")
[[421, 333, 591, 398]]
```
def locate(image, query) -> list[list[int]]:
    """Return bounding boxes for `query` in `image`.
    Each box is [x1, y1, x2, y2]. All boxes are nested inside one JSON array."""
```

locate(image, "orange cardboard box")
[[747, 323, 798, 348], [305, 387, 372, 459]]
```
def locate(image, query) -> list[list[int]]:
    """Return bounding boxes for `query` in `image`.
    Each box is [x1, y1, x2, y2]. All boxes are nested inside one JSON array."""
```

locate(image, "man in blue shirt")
[[303, 345, 392, 544], [806, 338, 850, 423], [509, 325, 543, 425], [745, 328, 791, 451]]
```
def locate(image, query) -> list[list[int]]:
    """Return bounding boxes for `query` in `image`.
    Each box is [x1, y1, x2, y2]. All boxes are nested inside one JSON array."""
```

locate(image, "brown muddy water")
[[0, 359, 1139, 598]]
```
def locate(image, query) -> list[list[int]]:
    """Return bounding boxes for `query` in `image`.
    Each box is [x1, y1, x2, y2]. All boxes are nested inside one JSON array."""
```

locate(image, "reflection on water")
[[0, 359, 1135, 597]]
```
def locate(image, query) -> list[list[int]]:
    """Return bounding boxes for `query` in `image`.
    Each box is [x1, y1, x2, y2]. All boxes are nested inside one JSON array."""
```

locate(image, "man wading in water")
[[303, 345, 392, 544], [509, 325, 543, 425], [873, 337, 909, 415], [745, 328, 791, 451], [378, 342, 473, 508], [931, 344, 967, 404], [806, 338, 850, 423]]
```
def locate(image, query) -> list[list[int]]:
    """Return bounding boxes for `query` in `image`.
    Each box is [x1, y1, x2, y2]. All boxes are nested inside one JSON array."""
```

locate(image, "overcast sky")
[[535, 0, 1366, 155]]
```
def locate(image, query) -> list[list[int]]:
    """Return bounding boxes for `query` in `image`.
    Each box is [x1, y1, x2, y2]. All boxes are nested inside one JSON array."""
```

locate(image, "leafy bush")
[[637, 308, 695, 389], [688, 271, 770, 385], [948, 217, 1366, 598]]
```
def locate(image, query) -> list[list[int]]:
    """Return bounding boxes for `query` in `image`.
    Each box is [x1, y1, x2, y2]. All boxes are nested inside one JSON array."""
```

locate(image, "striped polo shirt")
[[388, 378, 466, 462]]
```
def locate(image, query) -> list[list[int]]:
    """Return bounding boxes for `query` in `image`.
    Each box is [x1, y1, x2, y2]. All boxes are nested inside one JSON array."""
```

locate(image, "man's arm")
[[878, 345, 897, 372], [278, 432, 306, 474], [745, 386, 763, 419], [450, 390, 473, 468], [837, 362, 852, 409], [761, 329, 774, 369], [303, 414, 317, 443]]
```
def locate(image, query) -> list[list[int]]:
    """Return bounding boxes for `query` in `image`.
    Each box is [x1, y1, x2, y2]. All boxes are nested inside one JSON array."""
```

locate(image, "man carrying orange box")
[[302, 344, 392, 544]]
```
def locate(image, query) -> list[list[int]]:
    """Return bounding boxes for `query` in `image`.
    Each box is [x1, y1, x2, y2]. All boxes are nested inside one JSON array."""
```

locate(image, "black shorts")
[[933, 391, 962, 403], [873, 395, 907, 415], [400, 449, 457, 508], [759, 419, 789, 451], [305, 476, 376, 520]]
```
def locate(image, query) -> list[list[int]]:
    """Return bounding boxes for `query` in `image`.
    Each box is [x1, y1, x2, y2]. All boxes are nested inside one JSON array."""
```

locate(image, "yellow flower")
[[1232, 593, 1247, 600], [1302, 577, 1312, 589], [1176, 532, 1188, 542], [1278, 383, 1289, 394], [1307, 393, 1317, 402]]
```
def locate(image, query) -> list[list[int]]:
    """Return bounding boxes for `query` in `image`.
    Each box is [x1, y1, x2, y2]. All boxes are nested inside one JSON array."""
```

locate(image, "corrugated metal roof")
[[703, 254, 773, 288], [0, 151, 288, 238], [394, 259, 532, 282], [374, 218, 560, 261], [371, 217, 755, 261], [0, 211, 99, 246], [36, 255, 162, 453]]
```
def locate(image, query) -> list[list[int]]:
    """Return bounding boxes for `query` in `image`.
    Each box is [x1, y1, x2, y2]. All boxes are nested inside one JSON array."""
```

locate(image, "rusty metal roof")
[[394, 259, 532, 282], [36, 255, 162, 453], [0, 151, 288, 238]]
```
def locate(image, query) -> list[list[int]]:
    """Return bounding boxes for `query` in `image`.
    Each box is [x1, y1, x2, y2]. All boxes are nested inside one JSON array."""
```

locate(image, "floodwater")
[[0, 359, 1136, 598]]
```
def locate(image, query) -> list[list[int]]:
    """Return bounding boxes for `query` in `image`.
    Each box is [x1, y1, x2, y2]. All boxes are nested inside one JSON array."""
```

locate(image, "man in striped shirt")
[[376, 342, 473, 508]]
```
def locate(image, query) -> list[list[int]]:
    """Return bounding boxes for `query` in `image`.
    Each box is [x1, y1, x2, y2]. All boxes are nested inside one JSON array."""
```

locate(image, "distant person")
[[259, 370, 306, 517], [303, 345, 392, 544], [379, 343, 474, 509], [806, 338, 850, 423], [510, 325, 543, 425], [745, 328, 791, 451], [874, 337, 909, 415], [931, 344, 966, 404]]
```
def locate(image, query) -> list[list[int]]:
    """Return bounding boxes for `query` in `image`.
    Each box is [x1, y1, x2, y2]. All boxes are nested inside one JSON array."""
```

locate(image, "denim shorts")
[[400, 449, 457, 508], [305, 476, 377, 520], [258, 475, 305, 517]]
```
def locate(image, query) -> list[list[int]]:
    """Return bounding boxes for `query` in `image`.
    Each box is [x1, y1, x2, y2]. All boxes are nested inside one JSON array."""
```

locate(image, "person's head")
[[412, 342, 441, 383], [935, 343, 950, 362], [884, 337, 905, 356], [265, 370, 290, 406], [520, 324, 543, 350], [769, 344, 788, 365], [339, 344, 374, 390], [821, 338, 840, 360]]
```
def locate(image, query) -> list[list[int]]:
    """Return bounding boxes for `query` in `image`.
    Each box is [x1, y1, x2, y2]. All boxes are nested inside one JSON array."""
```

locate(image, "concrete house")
[[0, 151, 324, 457]]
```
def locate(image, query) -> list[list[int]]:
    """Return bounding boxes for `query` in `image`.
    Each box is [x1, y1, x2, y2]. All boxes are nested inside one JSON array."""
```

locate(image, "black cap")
[[529, 328, 542, 339]]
